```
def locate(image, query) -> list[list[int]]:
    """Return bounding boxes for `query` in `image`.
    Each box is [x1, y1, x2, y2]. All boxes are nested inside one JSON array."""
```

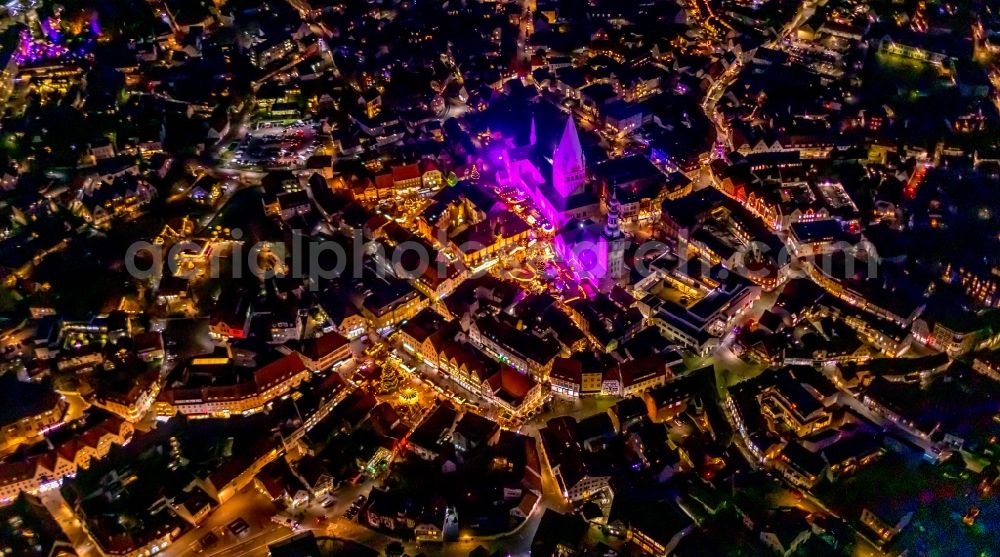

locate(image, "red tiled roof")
[[300, 332, 349, 361], [162, 382, 258, 404], [56, 440, 82, 462], [53, 415, 128, 463], [391, 163, 421, 182], [0, 459, 39, 485], [33, 452, 56, 475], [0, 417, 131, 489], [254, 353, 306, 390], [616, 354, 669, 388], [487, 366, 536, 400], [550, 357, 582, 382], [437, 340, 491, 380], [79, 428, 104, 449], [418, 159, 439, 174], [316, 372, 347, 394]]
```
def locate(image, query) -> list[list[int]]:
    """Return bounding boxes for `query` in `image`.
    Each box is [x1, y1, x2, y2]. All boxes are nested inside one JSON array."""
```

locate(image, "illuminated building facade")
[[604, 188, 627, 281], [93, 370, 161, 423], [0, 416, 133, 504], [155, 353, 311, 418], [555, 219, 609, 282], [496, 117, 600, 229], [297, 331, 353, 372], [0, 377, 66, 452]]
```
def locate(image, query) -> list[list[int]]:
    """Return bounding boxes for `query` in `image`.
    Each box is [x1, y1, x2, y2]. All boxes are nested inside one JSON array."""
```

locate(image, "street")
[[159, 487, 280, 557], [39, 490, 100, 557]]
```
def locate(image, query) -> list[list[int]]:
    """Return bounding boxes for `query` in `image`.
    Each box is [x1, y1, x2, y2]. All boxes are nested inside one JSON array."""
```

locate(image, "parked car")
[[227, 518, 251, 538], [199, 532, 219, 550]]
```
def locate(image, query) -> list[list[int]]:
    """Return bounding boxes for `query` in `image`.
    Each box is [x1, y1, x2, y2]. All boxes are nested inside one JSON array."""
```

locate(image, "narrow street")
[[39, 490, 102, 557]]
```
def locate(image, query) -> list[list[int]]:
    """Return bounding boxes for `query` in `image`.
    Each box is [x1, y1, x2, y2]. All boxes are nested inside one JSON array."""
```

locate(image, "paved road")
[[45, 5, 832, 557], [39, 490, 103, 557], [159, 486, 280, 557], [700, 1, 814, 156], [519, 396, 619, 438]]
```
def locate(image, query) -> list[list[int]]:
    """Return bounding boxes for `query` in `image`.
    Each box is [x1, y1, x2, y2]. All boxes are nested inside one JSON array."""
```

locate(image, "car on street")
[[271, 515, 301, 530], [345, 495, 367, 519], [227, 518, 251, 538], [199, 532, 219, 551]]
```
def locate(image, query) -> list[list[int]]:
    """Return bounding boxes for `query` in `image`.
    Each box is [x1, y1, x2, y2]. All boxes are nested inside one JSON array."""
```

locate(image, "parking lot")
[[225, 121, 324, 170]]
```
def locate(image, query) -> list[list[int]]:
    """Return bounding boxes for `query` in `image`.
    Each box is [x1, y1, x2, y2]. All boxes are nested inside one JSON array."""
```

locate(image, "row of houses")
[[155, 333, 351, 418], [0, 415, 134, 504]]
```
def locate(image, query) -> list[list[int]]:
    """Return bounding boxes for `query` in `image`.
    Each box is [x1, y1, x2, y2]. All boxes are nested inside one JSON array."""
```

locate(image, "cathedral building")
[[496, 116, 600, 228], [496, 113, 628, 288]]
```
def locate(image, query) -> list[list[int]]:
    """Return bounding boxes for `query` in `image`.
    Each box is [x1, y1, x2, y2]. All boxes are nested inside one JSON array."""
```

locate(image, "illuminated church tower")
[[604, 187, 627, 281], [552, 117, 587, 199]]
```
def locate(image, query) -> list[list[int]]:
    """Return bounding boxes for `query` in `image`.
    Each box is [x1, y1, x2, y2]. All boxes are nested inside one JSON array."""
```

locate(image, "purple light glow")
[[495, 148, 564, 226], [492, 117, 606, 286], [14, 29, 71, 65], [555, 230, 608, 282], [41, 17, 62, 42]]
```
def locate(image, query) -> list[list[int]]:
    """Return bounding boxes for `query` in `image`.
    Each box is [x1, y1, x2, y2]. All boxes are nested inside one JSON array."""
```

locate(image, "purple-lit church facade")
[[12, 12, 100, 66], [555, 219, 610, 281], [494, 117, 619, 283]]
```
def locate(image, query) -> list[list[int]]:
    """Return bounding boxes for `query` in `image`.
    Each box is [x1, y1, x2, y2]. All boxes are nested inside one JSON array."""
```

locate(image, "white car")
[[271, 515, 301, 530]]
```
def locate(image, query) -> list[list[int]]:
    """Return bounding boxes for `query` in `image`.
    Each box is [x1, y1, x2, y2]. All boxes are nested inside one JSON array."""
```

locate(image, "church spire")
[[555, 116, 583, 167], [552, 116, 586, 198], [529, 115, 537, 146]]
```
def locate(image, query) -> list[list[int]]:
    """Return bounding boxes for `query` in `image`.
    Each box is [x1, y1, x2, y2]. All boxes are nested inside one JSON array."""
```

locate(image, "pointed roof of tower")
[[554, 116, 584, 169], [529, 116, 538, 146]]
